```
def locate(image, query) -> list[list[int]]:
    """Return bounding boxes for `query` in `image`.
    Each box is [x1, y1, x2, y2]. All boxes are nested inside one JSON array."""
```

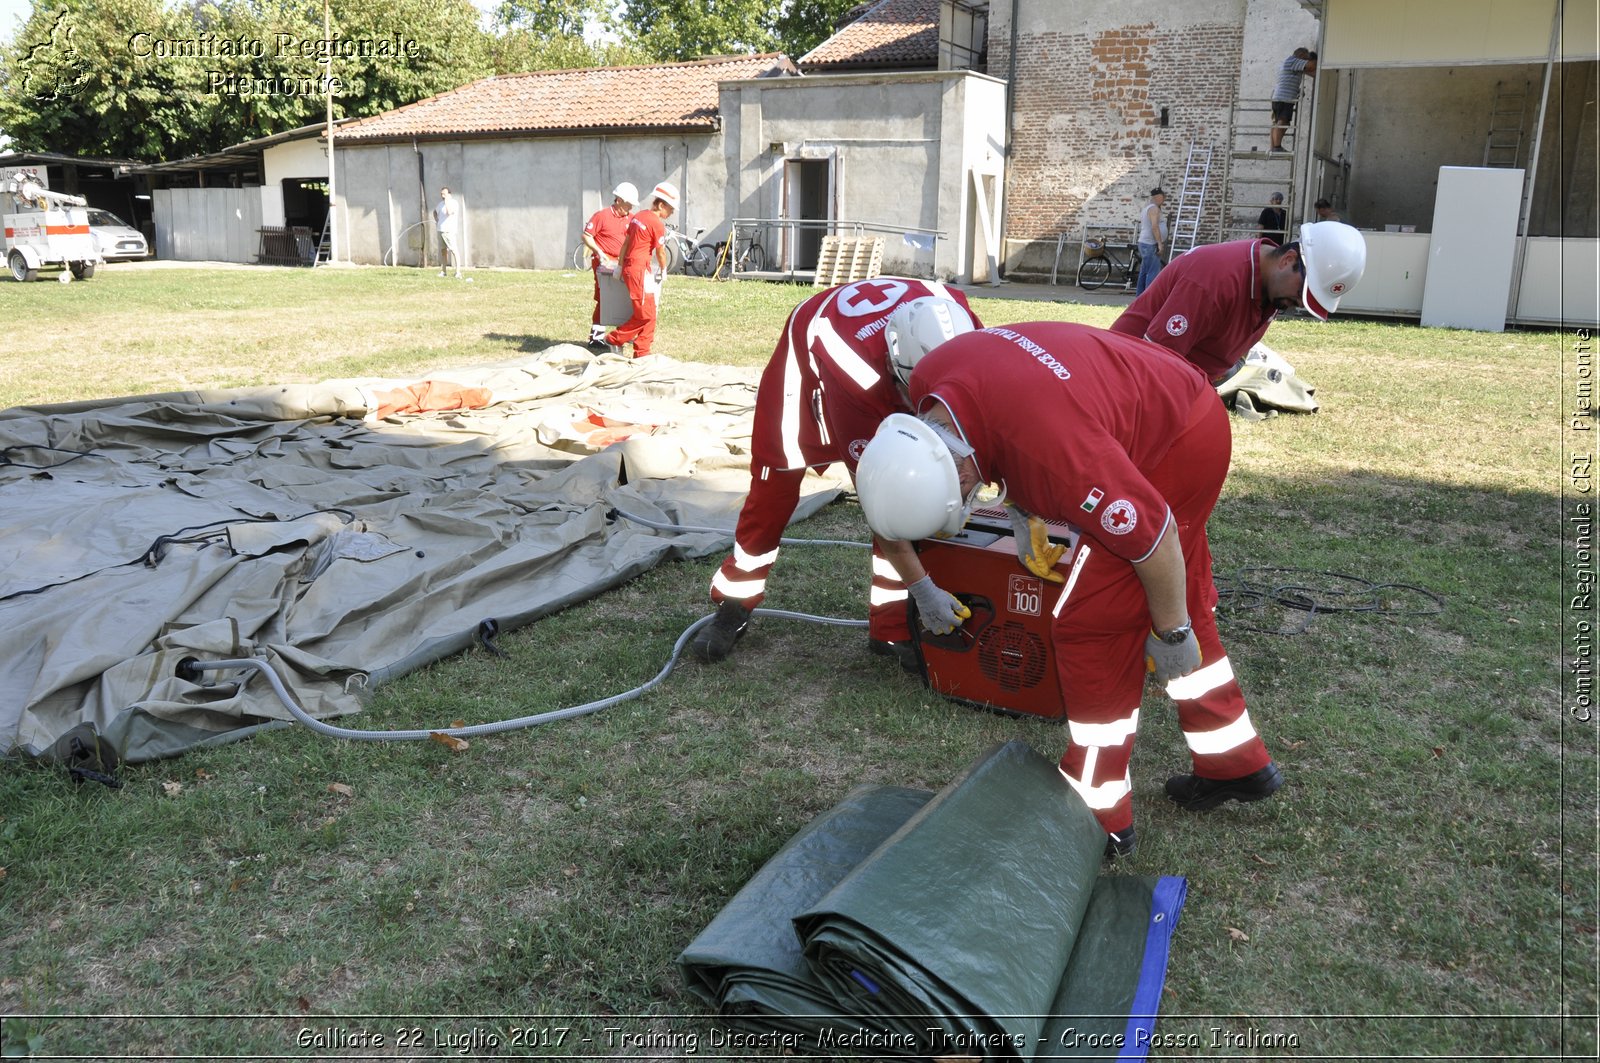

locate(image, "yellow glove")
[[1007, 505, 1066, 583]]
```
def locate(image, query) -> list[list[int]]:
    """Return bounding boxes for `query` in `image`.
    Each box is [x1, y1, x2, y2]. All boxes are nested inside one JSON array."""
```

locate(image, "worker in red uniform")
[[854, 321, 1284, 858], [581, 182, 637, 348], [1110, 220, 1367, 382], [691, 278, 981, 668], [605, 181, 677, 358]]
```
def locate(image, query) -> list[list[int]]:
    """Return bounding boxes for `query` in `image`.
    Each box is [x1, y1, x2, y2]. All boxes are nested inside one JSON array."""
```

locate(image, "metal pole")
[[1507, 0, 1562, 322], [324, 0, 338, 265]]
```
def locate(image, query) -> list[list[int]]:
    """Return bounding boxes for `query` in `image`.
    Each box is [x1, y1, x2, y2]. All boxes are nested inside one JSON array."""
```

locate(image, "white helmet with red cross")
[[1298, 221, 1366, 319]]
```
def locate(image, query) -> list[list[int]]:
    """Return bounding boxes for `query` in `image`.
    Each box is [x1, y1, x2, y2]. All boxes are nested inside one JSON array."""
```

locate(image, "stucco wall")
[[719, 69, 1006, 282], [332, 132, 726, 270], [1339, 64, 1532, 231], [261, 138, 328, 228]]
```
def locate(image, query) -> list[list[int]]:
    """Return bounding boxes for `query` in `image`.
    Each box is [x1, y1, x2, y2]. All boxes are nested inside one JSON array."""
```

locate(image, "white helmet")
[[612, 182, 638, 207], [884, 297, 976, 387], [855, 414, 967, 541], [1298, 221, 1366, 320], [651, 181, 679, 211]]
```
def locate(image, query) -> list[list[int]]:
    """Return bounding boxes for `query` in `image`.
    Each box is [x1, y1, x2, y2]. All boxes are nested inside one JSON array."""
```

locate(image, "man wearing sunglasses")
[[1110, 221, 1367, 384]]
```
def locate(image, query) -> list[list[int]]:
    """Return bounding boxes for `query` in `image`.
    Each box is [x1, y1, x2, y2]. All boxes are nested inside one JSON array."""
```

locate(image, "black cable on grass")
[[1215, 567, 1444, 635]]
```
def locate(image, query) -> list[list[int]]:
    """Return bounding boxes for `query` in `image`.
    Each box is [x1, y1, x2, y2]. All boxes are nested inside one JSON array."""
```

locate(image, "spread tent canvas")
[[0, 347, 848, 764]]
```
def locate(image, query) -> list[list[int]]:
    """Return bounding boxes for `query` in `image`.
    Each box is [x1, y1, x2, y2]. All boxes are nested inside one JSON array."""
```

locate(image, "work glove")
[[908, 576, 971, 635], [1007, 504, 1066, 584], [1145, 623, 1202, 685]]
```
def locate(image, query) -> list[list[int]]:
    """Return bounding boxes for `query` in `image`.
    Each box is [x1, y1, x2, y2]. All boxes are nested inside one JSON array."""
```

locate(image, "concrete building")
[[326, 42, 1006, 284]]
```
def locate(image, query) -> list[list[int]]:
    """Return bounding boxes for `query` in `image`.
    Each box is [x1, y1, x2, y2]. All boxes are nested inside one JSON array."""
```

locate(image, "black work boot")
[[1104, 827, 1136, 860], [691, 601, 752, 663], [1165, 762, 1284, 812]]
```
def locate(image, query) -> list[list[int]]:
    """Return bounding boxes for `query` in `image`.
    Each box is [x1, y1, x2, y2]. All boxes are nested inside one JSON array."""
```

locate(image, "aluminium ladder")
[[1168, 141, 1213, 256]]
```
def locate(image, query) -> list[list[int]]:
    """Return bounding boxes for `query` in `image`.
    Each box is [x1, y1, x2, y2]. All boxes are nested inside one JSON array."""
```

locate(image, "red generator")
[[908, 507, 1081, 721]]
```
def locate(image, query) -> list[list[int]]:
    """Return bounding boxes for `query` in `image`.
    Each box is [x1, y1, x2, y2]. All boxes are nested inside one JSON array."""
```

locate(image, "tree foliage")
[[0, 0, 492, 160], [613, 0, 864, 63]]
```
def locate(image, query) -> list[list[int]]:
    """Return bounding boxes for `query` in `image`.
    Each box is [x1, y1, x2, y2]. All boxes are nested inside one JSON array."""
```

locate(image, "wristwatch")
[[1154, 621, 1193, 645]]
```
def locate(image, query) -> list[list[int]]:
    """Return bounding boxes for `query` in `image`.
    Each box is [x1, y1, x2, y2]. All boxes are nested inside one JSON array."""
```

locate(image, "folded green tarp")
[[679, 741, 1187, 1062]]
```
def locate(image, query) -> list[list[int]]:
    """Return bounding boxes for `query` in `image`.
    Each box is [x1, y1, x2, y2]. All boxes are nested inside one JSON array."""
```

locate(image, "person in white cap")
[[605, 181, 677, 358], [581, 182, 638, 347], [1109, 220, 1367, 384]]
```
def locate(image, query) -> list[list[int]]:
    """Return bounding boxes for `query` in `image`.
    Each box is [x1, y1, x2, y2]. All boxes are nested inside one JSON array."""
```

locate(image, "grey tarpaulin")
[[0, 347, 848, 764], [679, 741, 1188, 1061], [1215, 342, 1319, 420]]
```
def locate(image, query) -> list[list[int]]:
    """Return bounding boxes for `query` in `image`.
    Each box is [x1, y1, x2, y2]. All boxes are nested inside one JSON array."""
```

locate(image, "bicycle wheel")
[[1077, 256, 1111, 290], [664, 236, 686, 275], [687, 243, 715, 277], [743, 242, 766, 273], [710, 241, 731, 279]]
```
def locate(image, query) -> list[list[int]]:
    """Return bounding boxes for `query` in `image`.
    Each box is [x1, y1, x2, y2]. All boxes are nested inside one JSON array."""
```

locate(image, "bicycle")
[[709, 226, 766, 278], [663, 224, 717, 275], [1076, 238, 1142, 291]]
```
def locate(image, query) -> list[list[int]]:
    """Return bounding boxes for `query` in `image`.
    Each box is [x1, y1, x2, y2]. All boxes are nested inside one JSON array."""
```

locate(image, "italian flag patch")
[[1081, 488, 1104, 513]]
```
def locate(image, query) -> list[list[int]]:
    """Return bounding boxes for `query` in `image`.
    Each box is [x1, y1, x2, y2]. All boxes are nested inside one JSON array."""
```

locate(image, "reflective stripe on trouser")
[[868, 551, 910, 643], [1051, 394, 1269, 833], [591, 267, 602, 325], [1166, 607, 1267, 780], [709, 466, 807, 610], [605, 270, 656, 355], [1057, 708, 1139, 834], [707, 465, 910, 642]]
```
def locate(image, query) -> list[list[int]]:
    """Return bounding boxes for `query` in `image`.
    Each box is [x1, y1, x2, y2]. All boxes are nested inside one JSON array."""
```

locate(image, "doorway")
[[782, 158, 833, 271], [282, 178, 329, 233]]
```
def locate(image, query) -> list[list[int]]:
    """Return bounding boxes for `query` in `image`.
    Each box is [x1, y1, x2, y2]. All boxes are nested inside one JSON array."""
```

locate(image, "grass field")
[[0, 263, 1593, 1059]]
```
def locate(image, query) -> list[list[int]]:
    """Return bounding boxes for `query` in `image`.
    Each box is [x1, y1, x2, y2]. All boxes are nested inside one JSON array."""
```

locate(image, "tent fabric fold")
[[1, 347, 848, 763], [679, 741, 1188, 1062]]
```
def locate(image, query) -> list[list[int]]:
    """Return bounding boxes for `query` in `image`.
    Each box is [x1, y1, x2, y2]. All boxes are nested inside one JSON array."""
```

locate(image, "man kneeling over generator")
[[854, 322, 1284, 859]]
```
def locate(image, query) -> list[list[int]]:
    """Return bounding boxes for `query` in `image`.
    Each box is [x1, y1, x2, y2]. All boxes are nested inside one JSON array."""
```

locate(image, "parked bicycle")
[[708, 226, 767, 278], [663, 224, 716, 275], [1076, 238, 1142, 291]]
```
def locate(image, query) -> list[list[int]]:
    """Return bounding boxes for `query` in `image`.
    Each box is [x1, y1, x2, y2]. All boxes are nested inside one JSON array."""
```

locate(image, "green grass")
[[0, 264, 1592, 1059]]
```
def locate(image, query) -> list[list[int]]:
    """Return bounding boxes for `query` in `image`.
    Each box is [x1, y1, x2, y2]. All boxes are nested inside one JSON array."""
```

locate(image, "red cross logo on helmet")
[[837, 279, 910, 317]]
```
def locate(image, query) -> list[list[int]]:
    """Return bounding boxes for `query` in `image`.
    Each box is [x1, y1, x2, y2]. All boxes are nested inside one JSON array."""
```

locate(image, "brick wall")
[[993, 14, 1246, 273]]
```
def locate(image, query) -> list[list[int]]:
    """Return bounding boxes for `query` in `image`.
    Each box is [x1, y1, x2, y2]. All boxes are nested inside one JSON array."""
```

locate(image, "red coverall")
[[708, 277, 980, 643], [606, 210, 667, 357], [1110, 238, 1279, 383], [583, 205, 628, 334], [910, 322, 1272, 834]]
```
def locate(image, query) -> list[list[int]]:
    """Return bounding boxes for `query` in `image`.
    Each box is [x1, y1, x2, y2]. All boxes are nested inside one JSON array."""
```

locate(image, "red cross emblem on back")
[[836, 278, 910, 317]]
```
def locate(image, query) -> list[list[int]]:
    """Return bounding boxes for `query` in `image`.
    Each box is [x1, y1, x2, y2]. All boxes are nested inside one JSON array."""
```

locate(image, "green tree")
[[488, 0, 647, 75], [614, 0, 862, 62], [0, 0, 493, 160]]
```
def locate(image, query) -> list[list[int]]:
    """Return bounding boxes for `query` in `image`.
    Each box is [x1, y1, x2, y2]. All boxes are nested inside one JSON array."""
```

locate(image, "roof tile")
[[801, 0, 940, 70], [336, 54, 796, 142]]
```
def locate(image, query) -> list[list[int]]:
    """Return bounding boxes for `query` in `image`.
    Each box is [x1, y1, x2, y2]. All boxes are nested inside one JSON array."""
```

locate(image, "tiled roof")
[[335, 54, 796, 142], [800, 0, 940, 71]]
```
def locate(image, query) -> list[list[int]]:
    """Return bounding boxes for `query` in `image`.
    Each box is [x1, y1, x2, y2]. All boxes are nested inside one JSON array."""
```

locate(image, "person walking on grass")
[[605, 182, 677, 358], [434, 187, 463, 279]]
